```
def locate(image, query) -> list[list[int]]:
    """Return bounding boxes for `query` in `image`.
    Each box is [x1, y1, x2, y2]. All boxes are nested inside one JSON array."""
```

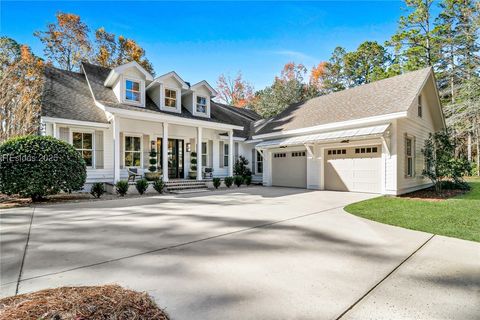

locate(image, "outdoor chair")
[[128, 168, 143, 182], [203, 167, 214, 179]]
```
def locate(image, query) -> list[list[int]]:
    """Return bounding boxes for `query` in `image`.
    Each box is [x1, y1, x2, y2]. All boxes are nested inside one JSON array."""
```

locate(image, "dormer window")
[[196, 96, 207, 113], [125, 79, 141, 102], [417, 95, 422, 118], [165, 89, 177, 108]]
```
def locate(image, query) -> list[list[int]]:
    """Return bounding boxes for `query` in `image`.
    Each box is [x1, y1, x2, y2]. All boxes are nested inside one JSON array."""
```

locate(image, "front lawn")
[[344, 177, 480, 242]]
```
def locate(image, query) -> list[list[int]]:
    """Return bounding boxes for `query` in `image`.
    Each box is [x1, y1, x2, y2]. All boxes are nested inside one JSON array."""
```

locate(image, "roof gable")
[[190, 80, 217, 96], [104, 61, 153, 87]]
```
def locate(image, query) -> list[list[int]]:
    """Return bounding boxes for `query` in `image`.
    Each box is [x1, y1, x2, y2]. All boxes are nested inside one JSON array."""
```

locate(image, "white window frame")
[[124, 134, 143, 168], [70, 129, 95, 169], [224, 143, 229, 167], [405, 135, 415, 178], [196, 95, 207, 114], [417, 95, 423, 118], [164, 87, 178, 109], [122, 76, 145, 107], [256, 150, 263, 174], [201, 141, 208, 168]]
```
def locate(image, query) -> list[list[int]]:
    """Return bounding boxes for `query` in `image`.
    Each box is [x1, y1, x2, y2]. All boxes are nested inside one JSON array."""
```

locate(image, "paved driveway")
[[1, 187, 478, 319]]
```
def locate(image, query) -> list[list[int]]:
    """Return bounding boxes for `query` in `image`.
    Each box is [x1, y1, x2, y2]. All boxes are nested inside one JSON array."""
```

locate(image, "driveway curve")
[[1, 186, 478, 319]]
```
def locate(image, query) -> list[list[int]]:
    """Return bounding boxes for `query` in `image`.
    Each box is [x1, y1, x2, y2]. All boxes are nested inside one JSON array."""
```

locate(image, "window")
[[273, 153, 286, 158], [405, 137, 414, 177], [165, 89, 177, 108], [73, 132, 93, 167], [125, 80, 141, 102], [224, 143, 229, 167], [417, 95, 422, 118], [355, 146, 378, 154], [256, 150, 263, 174], [202, 142, 207, 166], [125, 136, 141, 167], [327, 149, 346, 155], [196, 96, 207, 113], [292, 151, 306, 157]]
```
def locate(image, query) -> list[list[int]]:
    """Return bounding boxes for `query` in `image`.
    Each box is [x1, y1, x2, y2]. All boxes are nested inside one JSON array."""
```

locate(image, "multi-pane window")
[[417, 95, 423, 118], [273, 153, 286, 158], [292, 151, 306, 157], [125, 136, 141, 167], [224, 143, 229, 167], [125, 80, 141, 102], [327, 149, 347, 155], [201, 142, 207, 166], [165, 89, 177, 107], [354, 147, 378, 154], [73, 132, 93, 167], [256, 150, 263, 174], [196, 96, 207, 113], [405, 137, 414, 177]]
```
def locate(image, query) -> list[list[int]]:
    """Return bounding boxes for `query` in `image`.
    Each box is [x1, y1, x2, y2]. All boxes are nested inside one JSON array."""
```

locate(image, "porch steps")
[[165, 180, 209, 193]]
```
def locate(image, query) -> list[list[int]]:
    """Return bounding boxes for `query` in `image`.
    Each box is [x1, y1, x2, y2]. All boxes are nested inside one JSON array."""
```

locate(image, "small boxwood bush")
[[136, 179, 149, 195], [152, 179, 165, 194], [116, 180, 129, 196], [224, 176, 233, 188], [233, 175, 244, 187], [212, 177, 221, 189], [244, 175, 252, 186], [90, 182, 105, 199], [0, 135, 86, 201]]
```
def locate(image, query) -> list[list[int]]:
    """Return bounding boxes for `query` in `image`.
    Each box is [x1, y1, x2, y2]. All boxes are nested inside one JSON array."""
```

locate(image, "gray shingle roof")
[[41, 66, 109, 123], [256, 67, 433, 136]]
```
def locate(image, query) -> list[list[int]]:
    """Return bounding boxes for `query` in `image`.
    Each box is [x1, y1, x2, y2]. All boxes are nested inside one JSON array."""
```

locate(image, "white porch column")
[[162, 123, 169, 182], [228, 130, 234, 176], [52, 122, 58, 138], [112, 115, 120, 183], [197, 127, 203, 180]]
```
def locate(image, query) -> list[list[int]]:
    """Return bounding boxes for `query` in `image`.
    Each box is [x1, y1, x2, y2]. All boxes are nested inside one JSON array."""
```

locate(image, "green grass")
[[344, 177, 480, 242]]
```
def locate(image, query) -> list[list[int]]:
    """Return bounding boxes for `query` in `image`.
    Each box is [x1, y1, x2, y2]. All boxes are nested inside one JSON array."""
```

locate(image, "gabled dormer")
[[146, 71, 189, 114], [183, 80, 217, 118], [104, 61, 154, 108]]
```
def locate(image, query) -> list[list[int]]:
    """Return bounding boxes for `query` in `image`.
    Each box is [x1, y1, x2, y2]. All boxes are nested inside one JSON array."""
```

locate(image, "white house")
[[40, 62, 444, 195]]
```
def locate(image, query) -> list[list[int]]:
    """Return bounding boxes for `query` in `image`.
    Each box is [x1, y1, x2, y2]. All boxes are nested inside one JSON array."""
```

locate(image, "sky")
[[1, 1, 412, 90]]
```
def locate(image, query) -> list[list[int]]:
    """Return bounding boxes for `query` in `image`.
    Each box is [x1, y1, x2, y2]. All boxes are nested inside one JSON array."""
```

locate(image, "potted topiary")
[[145, 148, 161, 181], [189, 151, 197, 179]]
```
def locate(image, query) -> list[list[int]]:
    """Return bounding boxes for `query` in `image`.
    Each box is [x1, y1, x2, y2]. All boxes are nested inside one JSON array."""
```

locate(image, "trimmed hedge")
[[0, 135, 86, 200]]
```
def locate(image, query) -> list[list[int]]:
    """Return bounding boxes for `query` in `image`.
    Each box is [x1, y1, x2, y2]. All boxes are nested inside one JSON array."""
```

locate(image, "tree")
[[343, 41, 391, 85], [252, 62, 318, 118], [422, 129, 471, 193], [388, 0, 439, 71], [216, 72, 255, 107], [0, 45, 44, 141], [0, 37, 22, 75], [309, 61, 327, 91], [34, 12, 91, 71], [92, 28, 155, 75]]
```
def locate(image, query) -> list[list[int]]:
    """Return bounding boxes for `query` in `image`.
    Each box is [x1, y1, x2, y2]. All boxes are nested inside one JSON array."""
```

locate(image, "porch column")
[[197, 127, 203, 180], [228, 130, 234, 176], [162, 123, 169, 182], [112, 115, 120, 183]]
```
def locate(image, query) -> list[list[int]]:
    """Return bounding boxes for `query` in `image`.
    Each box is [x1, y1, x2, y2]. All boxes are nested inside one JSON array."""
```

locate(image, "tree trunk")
[[467, 132, 472, 162], [476, 127, 480, 176]]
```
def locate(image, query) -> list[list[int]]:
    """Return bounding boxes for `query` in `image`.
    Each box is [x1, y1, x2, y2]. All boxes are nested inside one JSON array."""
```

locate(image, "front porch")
[[112, 114, 241, 183]]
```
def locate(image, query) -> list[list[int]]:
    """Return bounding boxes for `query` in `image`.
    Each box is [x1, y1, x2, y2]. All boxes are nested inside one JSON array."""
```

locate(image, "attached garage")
[[271, 149, 307, 188], [324, 145, 382, 193]]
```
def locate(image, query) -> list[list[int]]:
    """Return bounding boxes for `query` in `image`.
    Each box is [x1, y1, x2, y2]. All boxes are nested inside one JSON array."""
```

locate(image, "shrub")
[[136, 179, 149, 195], [422, 129, 471, 193], [224, 176, 233, 188], [212, 177, 221, 189], [152, 179, 165, 194], [90, 182, 105, 199], [0, 135, 86, 201], [244, 175, 252, 186], [115, 180, 129, 196], [234, 155, 252, 178], [439, 180, 471, 191], [233, 175, 244, 187], [148, 148, 157, 172], [190, 152, 197, 174]]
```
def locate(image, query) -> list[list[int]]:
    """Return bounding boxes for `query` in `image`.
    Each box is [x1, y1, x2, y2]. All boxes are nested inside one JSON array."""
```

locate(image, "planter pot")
[[189, 171, 197, 179], [145, 172, 161, 181]]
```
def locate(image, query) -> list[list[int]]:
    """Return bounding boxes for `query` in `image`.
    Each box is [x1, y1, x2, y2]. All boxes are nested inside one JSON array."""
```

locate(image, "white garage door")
[[272, 149, 307, 188], [325, 145, 381, 193]]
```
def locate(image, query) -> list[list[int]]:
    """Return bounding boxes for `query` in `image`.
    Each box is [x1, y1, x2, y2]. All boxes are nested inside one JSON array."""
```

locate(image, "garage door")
[[325, 145, 381, 193], [272, 149, 307, 188]]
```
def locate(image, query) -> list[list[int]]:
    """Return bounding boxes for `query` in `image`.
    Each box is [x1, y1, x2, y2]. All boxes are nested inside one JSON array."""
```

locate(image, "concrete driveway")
[[1, 186, 478, 319]]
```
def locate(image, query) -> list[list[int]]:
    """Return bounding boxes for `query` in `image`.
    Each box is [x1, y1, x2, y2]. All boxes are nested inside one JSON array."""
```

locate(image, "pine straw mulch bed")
[[0, 285, 169, 320], [399, 187, 467, 202]]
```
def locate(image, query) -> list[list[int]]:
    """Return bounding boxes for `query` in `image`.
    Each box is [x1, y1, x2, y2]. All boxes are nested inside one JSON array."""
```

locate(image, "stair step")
[[167, 185, 208, 190]]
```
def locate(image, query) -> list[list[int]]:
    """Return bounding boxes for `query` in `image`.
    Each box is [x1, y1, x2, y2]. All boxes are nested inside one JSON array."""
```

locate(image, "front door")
[[157, 138, 184, 179]]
